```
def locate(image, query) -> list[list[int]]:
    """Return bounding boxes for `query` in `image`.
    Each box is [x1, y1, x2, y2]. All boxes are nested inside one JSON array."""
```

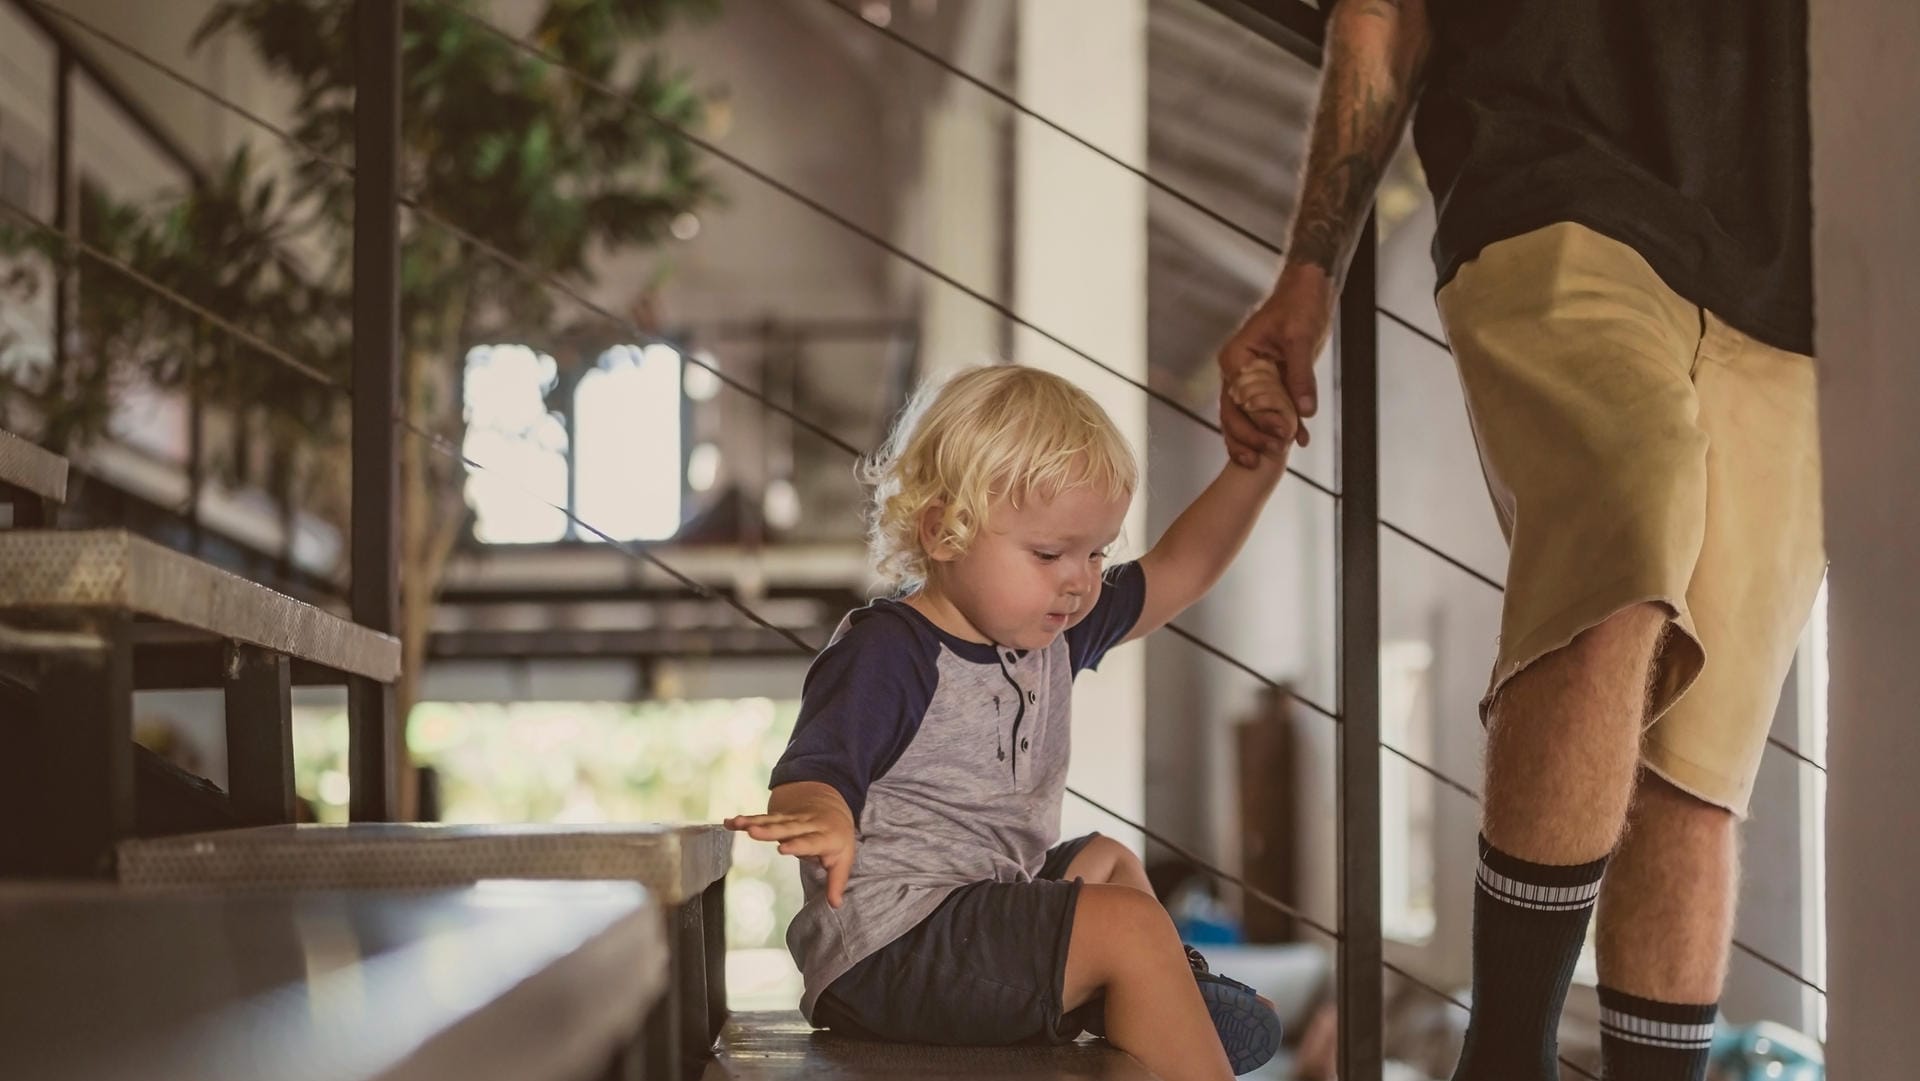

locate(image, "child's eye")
[[1035, 551, 1061, 563], [1091, 549, 1110, 562]]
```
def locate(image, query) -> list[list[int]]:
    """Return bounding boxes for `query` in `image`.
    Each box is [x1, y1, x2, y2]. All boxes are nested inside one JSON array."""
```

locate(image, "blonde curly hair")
[[862, 365, 1138, 592]]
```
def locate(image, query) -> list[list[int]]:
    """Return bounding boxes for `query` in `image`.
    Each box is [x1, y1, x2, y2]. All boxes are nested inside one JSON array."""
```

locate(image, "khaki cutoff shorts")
[[1438, 222, 1825, 817]]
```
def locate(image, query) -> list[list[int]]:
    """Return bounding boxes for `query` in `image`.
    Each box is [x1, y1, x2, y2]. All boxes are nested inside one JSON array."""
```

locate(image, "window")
[[574, 344, 683, 542], [1800, 576, 1829, 1040], [462, 343, 570, 543], [1381, 639, 1438, 943], [461, 341, 685, 544]]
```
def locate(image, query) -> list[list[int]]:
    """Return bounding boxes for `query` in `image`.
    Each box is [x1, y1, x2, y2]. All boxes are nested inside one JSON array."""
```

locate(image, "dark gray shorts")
[[813, 833, 1102, 1045]]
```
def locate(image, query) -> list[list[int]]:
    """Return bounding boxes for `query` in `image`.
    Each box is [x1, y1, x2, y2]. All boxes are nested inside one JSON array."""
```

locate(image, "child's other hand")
[[726, 810, 857, 908], [1225, 359, 1298, 466]]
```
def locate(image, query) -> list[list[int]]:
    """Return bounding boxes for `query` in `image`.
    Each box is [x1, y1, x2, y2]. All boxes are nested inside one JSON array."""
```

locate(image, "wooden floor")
[[701, 1013, 1159, 1080]]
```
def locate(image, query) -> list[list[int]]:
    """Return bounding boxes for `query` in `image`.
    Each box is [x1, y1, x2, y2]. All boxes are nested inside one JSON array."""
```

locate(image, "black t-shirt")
[[1412, 0, 1812, 355]]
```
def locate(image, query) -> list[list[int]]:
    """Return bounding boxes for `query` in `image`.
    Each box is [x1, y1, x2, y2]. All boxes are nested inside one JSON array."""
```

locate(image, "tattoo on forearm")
[[1286, 18, 1421, 279]]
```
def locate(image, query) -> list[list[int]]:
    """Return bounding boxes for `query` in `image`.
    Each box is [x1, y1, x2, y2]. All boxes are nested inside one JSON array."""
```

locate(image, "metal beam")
[[32, 612, 133, 876], [10, 0, 207, 184], [439, 541, 874, 593], [224, 642, 295, 825], [1336, 213, 1383, 1081], [434, 584, 858, 608], [425, 627, 834, 663], [349, 0, 402, 823], [131, 637, 354, 690], [1189, 0, 1325, 68], [690, 316, 918, 343]]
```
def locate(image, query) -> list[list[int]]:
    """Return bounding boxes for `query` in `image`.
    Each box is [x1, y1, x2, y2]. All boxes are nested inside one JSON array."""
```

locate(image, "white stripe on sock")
[[1476, 862, 1601, 910], [1601, 1008, 1715, 1049], [1602, 1026, 1713, 1050]]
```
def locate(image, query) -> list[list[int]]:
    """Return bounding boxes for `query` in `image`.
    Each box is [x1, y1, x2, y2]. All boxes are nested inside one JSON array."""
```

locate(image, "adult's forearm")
[[1285, 0, 1432, 284]]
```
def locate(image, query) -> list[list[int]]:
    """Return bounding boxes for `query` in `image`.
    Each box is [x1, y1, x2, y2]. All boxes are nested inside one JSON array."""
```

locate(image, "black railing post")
[[225, 642, 296, 825], [186, 348, 205, 553], [1336, 213, 1384, 1081], [349, 0, 402, 821], [51, 40, 72, 458]]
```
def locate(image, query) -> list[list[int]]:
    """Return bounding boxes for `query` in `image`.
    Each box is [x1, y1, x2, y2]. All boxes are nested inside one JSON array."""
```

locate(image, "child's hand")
[[1225, 359, 1298, 464], [726, 807, 857, 908]]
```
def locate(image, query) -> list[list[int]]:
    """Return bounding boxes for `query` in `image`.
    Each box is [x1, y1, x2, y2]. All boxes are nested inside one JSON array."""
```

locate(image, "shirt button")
[[1020, 738, 1030, 752], [1005, 652, 1017, 664], [1027, 690, 1037, 704]]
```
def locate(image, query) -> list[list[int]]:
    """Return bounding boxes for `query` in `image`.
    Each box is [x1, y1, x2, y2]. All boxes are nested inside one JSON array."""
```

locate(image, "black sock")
[[1451, 836, 1607, 1081], [1598, 986, 1716, 1081]]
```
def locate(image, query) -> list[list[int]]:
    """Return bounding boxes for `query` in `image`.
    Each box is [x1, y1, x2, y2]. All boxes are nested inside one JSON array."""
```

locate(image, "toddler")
[[727, 363, 1297, 1080]]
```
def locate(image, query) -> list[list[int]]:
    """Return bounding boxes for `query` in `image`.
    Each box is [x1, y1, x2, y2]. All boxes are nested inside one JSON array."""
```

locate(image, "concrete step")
[[0, 428, 69, 526], [0, 529, 398, 682], [701, 1012, 1162, 1080], [117, 822, 735, 1079], [0, 879, 668, 1081]]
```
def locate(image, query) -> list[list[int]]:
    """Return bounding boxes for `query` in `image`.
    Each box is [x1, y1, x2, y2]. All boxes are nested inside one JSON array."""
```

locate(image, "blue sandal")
[[1079, 945, 1283, 1075], [1186, 946, 1285, 1075]]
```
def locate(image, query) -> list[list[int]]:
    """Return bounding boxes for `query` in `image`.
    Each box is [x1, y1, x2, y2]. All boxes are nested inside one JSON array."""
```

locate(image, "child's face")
[[927, 482, 1132, 650]]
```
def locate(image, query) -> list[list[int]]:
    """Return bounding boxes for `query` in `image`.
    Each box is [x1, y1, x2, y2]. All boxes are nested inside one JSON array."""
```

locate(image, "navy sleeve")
[[768, 608, 937, 823], [1066, 561, 1148, 673]]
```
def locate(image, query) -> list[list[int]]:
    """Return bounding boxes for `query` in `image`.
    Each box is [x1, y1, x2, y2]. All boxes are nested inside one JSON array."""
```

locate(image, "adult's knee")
[[1489, 600, 1673, 730], [1628, 771, 1736, 837], [1571, 601, 1672, 668]]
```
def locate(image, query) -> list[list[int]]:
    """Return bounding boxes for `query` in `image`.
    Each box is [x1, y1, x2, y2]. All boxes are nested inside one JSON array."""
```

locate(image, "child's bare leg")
[[1064, 884, 1235, 1081], [1063, 835, 1155, 894]]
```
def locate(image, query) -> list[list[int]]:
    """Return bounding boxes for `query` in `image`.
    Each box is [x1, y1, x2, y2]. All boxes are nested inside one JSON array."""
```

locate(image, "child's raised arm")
[[1126, 371, 1290, 642]]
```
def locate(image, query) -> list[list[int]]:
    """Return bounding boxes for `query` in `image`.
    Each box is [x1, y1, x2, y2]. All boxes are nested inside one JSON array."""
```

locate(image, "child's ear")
[[919, 502, 961, 563]]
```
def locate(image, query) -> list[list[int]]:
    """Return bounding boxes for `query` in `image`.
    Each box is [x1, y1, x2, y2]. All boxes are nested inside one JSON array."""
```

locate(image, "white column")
[[1015, 0, 1149, 852], [1812, 1, 1920, 1072], [916, 94, 1005, 381]]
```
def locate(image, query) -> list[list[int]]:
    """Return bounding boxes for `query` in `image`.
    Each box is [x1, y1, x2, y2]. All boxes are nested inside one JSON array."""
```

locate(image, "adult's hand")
[[1216, 263, 1338, 460]]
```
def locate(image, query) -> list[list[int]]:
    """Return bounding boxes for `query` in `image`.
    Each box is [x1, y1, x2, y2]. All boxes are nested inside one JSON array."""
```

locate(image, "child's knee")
[[1081, 833, 1122, 864], [1074, 885, 1180, 962], [1063, 886, 1188, 1006], [1078, 833, 1140, 871], [1108, 837, 1147, 877]]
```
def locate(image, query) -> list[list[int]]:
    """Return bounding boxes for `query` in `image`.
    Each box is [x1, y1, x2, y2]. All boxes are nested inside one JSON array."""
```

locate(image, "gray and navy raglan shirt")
[[770, 561, 1148, 1021]]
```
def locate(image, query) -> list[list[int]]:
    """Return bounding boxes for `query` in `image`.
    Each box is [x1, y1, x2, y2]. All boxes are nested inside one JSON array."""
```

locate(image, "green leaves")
[[1, 0, 716, 603], [45, 0, 718, 469]]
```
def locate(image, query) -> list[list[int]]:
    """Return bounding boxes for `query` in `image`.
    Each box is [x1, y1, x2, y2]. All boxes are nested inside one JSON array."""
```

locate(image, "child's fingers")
[[1231, 367, 1291, 411], [744, 819, 827, 842], [1229, 365, 1300, 444], [776, 832, 840, 858], [1219, 387, 1277, 465], [723, 813, 792, 831], [825, 850, 853, 909], [1244, 395, 1297, 425], [1234, 382, 1288, 411], [1244, 403, 1300, 453], [1228, 358, 1282, 396]]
